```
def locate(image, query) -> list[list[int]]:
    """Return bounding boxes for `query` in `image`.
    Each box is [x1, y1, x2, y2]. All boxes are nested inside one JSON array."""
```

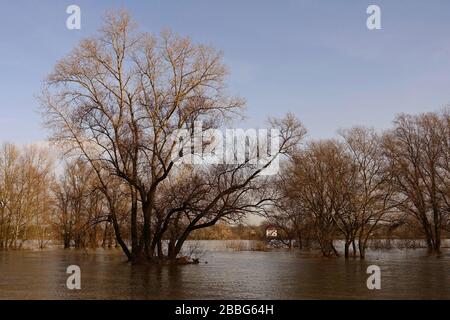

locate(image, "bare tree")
[[52, 159, 110, 248], [0, 144, 54, 249], [271, 128, 396, 259], [41, 10, 305, 263], [383, 110, 450, 253], [340, 127, 396, 258], [283, 140, 356, 257]]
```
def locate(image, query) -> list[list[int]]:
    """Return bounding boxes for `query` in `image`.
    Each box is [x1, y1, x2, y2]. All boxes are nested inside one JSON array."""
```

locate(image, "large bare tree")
[[41, 11, 305, 263]]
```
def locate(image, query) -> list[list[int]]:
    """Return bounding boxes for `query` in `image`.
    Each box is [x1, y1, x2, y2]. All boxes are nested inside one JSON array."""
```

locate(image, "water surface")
[[0, 241, 449, 299]]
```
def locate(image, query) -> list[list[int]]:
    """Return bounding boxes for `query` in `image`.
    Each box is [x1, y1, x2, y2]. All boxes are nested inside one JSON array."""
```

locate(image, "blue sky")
[[1, 0, 450, 144]]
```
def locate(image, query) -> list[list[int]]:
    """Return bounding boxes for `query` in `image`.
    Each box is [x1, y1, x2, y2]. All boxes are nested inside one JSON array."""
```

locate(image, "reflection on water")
[[0, 241, 449, 299]]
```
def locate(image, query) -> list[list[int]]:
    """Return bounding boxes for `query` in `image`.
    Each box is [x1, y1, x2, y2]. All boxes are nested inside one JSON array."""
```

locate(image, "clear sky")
[[1, 0, 450, 144]]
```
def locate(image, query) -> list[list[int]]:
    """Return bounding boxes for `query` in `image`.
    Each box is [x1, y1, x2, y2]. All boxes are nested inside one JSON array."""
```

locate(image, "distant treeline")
[[189, 223, 264, 240]]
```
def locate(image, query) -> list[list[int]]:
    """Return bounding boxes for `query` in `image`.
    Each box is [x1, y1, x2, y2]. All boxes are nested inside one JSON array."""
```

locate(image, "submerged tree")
[[271, 128, 397, 259], [283, 140, 356, 257], [0, 144, 54, 249], [52, 159, 111, 249], [41, 10, 305, 263], [340, 127, 396, 258], [383, 110, 450, 254]]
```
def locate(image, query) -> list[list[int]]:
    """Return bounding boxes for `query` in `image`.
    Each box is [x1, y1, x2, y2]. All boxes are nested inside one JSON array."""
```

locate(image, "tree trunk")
[[358, 239, 366, 259], [130, 189, 138, 258], [344, 240, 351, 259], [352, 240, 357, 257]]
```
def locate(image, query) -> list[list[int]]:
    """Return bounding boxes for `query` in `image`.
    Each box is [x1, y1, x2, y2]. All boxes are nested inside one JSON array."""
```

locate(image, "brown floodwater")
[[0, 240, 449, 300]]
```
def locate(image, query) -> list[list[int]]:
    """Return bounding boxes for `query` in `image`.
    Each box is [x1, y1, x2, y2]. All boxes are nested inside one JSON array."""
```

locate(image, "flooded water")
[[0, 241, 449, 299]]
